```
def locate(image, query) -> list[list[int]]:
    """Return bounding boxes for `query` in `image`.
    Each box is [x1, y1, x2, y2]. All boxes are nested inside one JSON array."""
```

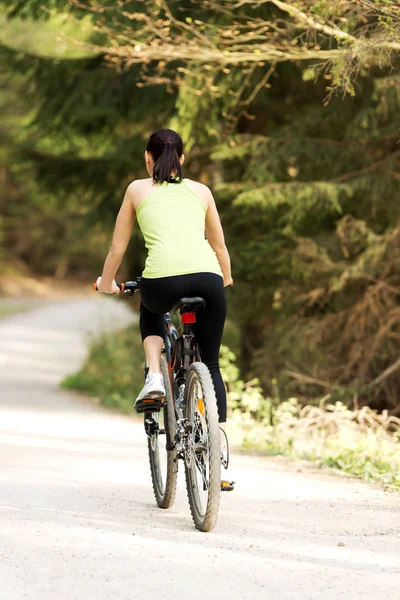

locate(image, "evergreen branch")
[[330, 151, 400, 183]]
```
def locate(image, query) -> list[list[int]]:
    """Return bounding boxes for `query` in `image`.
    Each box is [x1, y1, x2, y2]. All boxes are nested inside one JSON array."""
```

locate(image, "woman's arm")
[[97, 185, 136, 294], [204, 188, 233, 287]]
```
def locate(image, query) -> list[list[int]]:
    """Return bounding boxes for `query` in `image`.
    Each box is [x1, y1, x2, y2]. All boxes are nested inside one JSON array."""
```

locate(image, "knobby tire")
[[148, 355, 178, 509], [184, 362, 221, 532]]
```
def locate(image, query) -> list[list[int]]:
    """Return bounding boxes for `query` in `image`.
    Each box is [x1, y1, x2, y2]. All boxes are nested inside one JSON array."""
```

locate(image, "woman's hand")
[[224, 277, 234, 287], [96, 277, 120, 295]]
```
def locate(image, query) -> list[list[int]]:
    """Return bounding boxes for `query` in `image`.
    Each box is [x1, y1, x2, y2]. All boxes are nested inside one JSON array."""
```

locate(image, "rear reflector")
[[182, 312, 196, 324]]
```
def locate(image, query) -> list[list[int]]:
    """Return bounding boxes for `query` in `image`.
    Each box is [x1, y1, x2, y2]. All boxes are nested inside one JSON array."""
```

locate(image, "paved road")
[[0, 297, 399, 600]]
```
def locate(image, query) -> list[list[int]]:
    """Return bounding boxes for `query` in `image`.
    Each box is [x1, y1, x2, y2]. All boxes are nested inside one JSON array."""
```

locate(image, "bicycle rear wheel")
[[184, 362, 220, 532], [148, 355, 177, 508]]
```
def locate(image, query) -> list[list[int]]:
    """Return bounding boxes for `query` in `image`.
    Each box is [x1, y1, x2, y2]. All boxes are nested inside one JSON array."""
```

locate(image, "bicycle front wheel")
[[184, 362, 221, 532], [148, 355, 177, 509]]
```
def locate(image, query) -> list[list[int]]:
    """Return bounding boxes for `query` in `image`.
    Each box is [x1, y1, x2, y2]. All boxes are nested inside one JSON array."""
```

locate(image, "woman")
[[96, 128, 232, 435]]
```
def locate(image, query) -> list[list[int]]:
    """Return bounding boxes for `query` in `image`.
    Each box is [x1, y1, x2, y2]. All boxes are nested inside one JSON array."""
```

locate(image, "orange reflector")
[[144, 397, 165, 403], [197, 398, 205, 415]]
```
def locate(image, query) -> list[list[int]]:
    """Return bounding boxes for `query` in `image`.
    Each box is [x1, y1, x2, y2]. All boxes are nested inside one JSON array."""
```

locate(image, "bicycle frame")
[[162, 310, 201, 453]]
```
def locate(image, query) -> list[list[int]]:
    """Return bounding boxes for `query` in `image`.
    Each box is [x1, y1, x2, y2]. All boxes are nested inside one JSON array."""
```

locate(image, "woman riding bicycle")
[[96, 128, 232, 435]]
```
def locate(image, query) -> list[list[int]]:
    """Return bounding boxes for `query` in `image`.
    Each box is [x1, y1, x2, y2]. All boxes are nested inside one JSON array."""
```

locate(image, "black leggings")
[[139, 272, 227, 422]]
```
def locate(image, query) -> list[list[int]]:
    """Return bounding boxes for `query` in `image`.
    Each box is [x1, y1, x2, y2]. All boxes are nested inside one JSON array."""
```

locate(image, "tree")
[[78, 0, 400, 99], [0, 4, 176, 276], [211, 65, 400, 411], [1, 1, 399, 412]]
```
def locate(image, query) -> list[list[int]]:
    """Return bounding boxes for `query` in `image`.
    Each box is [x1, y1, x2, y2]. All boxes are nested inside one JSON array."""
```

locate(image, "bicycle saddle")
[[172, 297, 206, 313]]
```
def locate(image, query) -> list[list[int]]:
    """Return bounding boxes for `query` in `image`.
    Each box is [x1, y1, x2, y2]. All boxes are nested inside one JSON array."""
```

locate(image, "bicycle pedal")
[[135, 397, 165, 414], [221, 480, 235, 492]]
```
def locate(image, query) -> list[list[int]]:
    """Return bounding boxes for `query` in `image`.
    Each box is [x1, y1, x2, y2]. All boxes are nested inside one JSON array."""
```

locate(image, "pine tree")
[[1, 1, 399, 411]]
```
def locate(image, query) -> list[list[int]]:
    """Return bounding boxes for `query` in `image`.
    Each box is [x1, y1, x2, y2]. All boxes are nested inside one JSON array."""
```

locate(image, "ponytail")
[[146, 129, 184, 184]]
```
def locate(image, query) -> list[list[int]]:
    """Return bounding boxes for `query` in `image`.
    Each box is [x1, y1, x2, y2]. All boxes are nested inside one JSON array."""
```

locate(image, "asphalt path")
[[0, 297, 399, 600]]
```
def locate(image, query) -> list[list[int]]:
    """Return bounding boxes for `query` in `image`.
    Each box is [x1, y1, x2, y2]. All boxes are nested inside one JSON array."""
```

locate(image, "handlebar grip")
[[93, 283, 125, 291]]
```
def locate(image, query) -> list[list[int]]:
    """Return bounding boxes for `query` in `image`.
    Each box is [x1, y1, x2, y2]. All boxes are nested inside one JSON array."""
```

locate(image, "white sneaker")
[[135, 373, 165, 405]]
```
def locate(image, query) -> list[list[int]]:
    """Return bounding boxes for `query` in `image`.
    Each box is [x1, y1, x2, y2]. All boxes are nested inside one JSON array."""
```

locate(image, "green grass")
[[231, 399, 400, 491], [62, 317, 241, 413], [0, 301, 31, 319], [62, 323, 144, 413]]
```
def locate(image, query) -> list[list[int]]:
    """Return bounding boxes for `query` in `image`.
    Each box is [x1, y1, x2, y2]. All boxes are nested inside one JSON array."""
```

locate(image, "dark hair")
[[146, 128, 183, 184]]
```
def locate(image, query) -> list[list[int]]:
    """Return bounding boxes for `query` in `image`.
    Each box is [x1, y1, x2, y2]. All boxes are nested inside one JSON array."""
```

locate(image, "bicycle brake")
[[220, 427, 230, 470]]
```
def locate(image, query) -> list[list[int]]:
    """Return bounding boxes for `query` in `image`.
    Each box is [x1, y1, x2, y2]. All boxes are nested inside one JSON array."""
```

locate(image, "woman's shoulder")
[[184, 179, 212, 205], [126, 178, 156, 209], [127, 178, 154, 193]]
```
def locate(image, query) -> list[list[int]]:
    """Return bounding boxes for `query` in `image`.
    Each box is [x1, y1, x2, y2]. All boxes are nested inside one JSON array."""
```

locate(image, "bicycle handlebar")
[[93, 276, 232, 294], [93, 279, 141, 295]]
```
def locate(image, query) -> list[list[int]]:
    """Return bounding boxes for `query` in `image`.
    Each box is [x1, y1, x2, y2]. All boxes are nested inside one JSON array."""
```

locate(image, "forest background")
[[1, 1, 399, 426]]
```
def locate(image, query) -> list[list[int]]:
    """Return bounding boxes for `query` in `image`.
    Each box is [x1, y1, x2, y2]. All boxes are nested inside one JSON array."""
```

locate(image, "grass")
[[230, 398, 400, 491], [62, 323, 144, 413], [0, 301, 32, 319], [61, 317, 241, 413]]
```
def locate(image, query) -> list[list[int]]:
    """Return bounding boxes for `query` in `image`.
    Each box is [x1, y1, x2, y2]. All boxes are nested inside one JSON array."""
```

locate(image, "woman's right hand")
[[96, 276, 121, 295], [224, 277, 234, 287]]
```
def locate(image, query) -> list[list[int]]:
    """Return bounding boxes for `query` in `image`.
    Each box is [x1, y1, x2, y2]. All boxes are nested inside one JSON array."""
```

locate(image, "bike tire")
[[148, 355, 178, 509], [184, 362, 221, 532]]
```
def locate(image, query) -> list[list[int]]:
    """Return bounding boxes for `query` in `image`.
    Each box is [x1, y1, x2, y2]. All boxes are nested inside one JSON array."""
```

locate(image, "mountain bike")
[[94, 278, 228, 531]]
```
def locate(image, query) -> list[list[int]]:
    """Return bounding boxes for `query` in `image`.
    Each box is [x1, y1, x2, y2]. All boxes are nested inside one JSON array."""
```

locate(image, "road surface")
[[0, 297, 399, 600]]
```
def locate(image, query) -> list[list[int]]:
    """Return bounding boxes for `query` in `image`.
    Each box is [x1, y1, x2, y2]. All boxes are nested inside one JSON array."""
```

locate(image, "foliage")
[[221, 345, 400, 491], [274, 223, 400, 410], [75, 0, 400, 99], [0, 11, 171, 278], [237, 397, 400, 491], [61, 319, 240, 412], [62, 321, 144, 412], [1, 2, 399, 416], [0, 13, 95, 59], [0, 300, 30, 318], [212, 70, 400, 411]]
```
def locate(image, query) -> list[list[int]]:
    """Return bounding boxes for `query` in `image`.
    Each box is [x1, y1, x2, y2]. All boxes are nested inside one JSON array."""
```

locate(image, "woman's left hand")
[[96, 277, 120, 295]]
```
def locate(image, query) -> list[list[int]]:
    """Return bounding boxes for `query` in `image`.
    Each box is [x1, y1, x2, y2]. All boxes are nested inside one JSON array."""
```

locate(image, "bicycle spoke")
[[188, 380, 211, 511]]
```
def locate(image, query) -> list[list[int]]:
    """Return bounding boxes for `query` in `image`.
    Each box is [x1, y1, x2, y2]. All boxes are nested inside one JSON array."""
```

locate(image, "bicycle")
[[94, 278, 229, 531]]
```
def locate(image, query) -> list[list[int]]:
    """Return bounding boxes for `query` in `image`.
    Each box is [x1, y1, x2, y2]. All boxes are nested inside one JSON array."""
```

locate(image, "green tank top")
[[136, 178, 223, 279]]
